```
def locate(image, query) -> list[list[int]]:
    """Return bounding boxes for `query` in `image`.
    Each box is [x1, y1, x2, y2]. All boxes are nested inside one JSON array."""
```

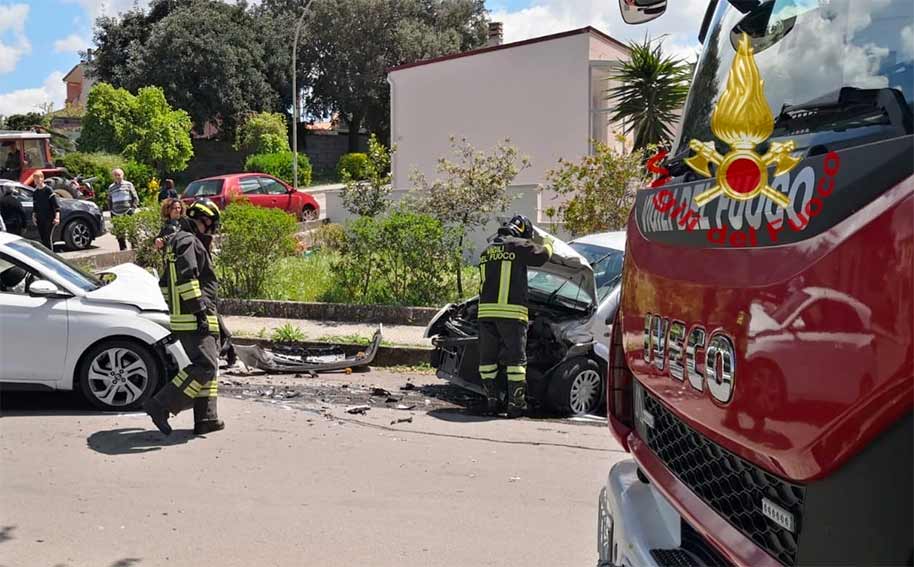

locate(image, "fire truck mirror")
[[618, 0, 667, 25]]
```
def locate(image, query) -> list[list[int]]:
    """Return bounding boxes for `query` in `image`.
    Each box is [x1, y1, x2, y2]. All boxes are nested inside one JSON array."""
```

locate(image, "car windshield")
[[569, 242, 624, 302], [7, 239, 103, 292], [527, 269, 591, 311], [183, 179, 223, 198], [675, 0, 913, 158]]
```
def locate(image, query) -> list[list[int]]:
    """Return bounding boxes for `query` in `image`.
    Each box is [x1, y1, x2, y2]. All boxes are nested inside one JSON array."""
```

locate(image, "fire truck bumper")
[[597, 459, 685, 567]]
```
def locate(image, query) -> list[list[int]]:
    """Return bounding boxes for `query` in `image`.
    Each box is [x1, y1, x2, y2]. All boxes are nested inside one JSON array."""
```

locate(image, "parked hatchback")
[[0, 179, 106, 250], [182, 174, 319, 220]]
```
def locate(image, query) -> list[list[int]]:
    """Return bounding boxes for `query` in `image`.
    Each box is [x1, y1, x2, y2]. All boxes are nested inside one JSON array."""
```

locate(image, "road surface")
[[0, 368, 626, 567]]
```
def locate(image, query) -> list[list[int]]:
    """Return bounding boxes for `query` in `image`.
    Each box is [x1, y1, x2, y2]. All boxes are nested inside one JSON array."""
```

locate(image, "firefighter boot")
[[143, 397, 173, 436], [193, 384, 224, 435], [506, 381, 527, 419], [481, 378, 499, 416]]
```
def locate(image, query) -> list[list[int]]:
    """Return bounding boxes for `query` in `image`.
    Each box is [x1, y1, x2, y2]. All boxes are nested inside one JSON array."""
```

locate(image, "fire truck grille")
[[639, 388, 805, 567]]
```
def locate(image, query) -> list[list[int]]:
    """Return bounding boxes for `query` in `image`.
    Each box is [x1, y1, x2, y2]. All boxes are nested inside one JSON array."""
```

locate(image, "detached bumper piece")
[[235, 326, 382, 373]]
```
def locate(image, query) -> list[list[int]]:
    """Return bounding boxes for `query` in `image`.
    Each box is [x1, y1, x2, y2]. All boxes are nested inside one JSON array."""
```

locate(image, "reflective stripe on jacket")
[[160, 230, 219, 333], [477, 235, 553, 322]]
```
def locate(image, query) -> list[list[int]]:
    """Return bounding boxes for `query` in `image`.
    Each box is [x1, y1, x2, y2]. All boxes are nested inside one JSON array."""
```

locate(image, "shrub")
[[216, 202, 298, 298], [244, 151, 312, 187], [234, 112, 290, 155], [110, 208, 163, 269], [261, 253, 337, 303], [336, 153, 370, 181], [312, 223, 346, 252], [56, 152, 154, 208], [330, 211, 458, 306], [271, 323, 306, 343], [339, 134, 393, 217]]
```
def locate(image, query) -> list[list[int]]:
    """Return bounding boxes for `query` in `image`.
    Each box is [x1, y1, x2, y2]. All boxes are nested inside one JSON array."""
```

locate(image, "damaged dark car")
[[426, 231, 625, 416]]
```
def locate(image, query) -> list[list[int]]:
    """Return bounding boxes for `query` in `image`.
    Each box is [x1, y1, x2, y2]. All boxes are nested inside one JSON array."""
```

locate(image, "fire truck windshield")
[[674, 0, 914, 158]]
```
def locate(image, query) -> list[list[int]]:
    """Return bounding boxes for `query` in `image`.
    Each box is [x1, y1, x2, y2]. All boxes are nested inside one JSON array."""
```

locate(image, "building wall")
[[389, 32, 594, 192]]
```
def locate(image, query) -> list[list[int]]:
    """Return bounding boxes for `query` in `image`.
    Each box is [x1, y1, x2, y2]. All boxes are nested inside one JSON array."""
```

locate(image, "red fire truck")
[[599, 1, 912, 566]]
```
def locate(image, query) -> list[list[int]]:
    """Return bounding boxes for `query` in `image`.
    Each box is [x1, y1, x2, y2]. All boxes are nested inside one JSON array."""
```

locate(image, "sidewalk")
[[223, 315, 430, 347]]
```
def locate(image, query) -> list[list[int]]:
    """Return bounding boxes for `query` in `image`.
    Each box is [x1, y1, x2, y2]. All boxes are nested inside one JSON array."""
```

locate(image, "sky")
[[0, 0, 706, 117]]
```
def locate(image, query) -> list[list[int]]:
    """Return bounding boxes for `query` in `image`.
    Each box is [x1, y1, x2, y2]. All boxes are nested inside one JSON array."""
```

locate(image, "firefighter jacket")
[[477, 235, 553, 322], [160, 229, 219, 333]]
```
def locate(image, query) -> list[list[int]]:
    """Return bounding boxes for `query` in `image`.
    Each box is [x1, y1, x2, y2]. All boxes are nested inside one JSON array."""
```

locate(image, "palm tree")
[[608, 36, 691, 150]]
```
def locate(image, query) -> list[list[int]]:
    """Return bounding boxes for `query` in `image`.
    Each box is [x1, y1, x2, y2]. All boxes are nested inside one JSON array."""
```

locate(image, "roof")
[[569, 231, 627, 251], [388, 26, 629, 73], [0, 131, 51, 139]]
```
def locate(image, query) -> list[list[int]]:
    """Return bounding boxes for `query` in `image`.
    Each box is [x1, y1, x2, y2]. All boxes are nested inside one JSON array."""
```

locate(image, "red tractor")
[[0, 130, 94, 200]]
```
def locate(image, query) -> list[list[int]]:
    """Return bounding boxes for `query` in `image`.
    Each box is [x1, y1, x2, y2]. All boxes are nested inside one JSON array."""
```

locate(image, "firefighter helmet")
[[187, 198, 221, 234], [501, 215, 533, 239]]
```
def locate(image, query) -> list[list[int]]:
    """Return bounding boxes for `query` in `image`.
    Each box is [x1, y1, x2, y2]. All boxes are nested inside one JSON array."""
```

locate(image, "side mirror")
[[619, 0, 667, 24], [29, 279, 69, 298]]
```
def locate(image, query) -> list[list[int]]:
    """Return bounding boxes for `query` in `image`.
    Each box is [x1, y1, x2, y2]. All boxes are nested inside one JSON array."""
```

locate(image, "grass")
[[261, 252, 338, 303], [271, 323, 306, 343], [316, 334, 396, 347]]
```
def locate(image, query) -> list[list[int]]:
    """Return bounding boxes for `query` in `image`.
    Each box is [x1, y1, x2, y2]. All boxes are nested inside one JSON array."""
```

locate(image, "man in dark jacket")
[[31, 171, 60, 250], [143, 198, 225, 436], [0, 185, 28, 235], [477, 215, 554, 417], [158, 179, 178, 202]]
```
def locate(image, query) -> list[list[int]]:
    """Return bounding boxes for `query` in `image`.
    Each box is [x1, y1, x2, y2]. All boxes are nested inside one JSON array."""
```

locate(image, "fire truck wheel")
[[547, 357, 603, 416]]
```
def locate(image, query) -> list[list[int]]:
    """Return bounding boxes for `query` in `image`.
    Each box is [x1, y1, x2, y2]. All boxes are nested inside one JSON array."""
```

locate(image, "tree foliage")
[[244, 151, 312, 187], [3, 112, 48, 131], [235, 112, 290, 155], [340, 134, 394, 217], [608, 36, 691, 150], [79, 83, 193, 175], [410, 136, 529, 295], [542, 141, 651, 237]]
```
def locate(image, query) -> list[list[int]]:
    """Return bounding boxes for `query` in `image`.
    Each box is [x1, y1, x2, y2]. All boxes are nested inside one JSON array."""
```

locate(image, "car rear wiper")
[[773, 87, 912, 138]]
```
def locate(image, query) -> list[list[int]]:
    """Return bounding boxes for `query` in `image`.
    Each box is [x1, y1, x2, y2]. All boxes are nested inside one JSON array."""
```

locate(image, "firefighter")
[[143, 198, 224, 436], [477, 215, 553, 417]]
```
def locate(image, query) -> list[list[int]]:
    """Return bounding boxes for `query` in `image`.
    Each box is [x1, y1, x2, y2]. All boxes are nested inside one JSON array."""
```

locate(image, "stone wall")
[[176, 140, 246, 187], [300, 133, 369, 174]]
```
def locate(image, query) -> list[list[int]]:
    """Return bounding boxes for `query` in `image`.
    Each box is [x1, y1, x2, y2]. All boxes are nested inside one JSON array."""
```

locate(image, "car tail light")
[[608, 316, 635, 429]]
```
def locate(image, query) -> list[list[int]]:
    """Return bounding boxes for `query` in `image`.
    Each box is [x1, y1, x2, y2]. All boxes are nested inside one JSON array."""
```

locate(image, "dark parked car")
[[182, 173, 320, 221], [0, 179, 106, 250]]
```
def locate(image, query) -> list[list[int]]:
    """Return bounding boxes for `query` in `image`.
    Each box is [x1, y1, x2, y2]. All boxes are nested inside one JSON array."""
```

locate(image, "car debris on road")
[[235, 326, 383, 373]]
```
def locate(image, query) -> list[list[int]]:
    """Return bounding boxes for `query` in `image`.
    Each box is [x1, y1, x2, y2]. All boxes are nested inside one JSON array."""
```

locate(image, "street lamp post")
[[291, 0, 313, 192]]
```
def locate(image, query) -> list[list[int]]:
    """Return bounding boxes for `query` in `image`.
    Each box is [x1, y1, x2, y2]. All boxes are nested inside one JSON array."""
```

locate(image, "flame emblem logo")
[[686, 33, 799, 208]]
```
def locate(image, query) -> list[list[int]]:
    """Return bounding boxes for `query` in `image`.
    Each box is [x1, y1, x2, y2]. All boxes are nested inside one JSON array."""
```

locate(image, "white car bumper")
[[597, 459, 695, 567]]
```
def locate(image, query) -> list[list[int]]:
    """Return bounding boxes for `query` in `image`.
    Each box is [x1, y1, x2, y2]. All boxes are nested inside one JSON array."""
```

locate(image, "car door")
[[0, 254, 68, 382], [237, 175, 270, 209], [256, 176, 294, 213]]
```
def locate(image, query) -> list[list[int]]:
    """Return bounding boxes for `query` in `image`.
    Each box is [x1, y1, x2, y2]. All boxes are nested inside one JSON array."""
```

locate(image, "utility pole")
[[292, 0, 314, 192]]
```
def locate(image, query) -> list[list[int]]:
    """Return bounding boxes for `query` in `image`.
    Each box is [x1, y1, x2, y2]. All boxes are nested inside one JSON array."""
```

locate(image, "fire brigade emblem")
[[686, 33, 799, 208]]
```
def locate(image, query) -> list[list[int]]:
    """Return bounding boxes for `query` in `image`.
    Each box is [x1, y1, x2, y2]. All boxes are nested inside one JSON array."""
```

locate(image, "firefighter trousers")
[[478, 319, 528, 407], [152, 329, 220, 424]]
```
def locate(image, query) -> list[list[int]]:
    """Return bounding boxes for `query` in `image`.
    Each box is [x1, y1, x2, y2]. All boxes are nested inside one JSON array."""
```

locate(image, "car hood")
[[533, 226, 596, 307], [85, 263, 167, 311]]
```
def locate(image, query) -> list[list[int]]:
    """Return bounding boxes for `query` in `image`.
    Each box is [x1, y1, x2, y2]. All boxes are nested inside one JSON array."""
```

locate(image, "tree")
[[608, 36, 691, 150], [234, 112, 290, 155], [340, 134, 394, 217], [541, 140, 650, 237], [4, 112, 47, 131], [410, 136, 529, 297], [265, 0, 488, 150], [79, 83, 194, 175]]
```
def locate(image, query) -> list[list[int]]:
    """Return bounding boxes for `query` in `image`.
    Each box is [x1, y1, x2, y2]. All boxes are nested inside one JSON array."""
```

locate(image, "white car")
[[0, 232, 179, 411], [426, 230, 626, 416]]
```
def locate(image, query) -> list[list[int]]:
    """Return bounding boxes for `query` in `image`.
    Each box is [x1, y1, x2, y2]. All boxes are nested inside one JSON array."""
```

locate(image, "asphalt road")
[[0, 369, 627, 567]]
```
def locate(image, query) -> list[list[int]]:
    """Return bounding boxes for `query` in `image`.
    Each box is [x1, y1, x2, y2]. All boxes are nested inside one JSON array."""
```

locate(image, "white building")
[[387, 25, 632, 248]]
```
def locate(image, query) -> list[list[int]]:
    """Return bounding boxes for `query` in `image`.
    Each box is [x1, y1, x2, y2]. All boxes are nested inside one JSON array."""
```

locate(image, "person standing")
[[31, 172, 60, 250], [0, 185, 27, 236], [158, 179, 178, 203], [107, 168, 139, 250], [477, 215, 553, 418], [144, 198, 225, 436]]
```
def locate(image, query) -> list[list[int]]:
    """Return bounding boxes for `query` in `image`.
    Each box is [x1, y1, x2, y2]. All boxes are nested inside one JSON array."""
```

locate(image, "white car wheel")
[[547, 357, 603, 416], [570, 369, 603, 415], [79, 340, 159, 411]]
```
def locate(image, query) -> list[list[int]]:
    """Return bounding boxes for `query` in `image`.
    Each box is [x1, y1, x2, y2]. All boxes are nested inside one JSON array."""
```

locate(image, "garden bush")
[[331, 211, 458, 306], [234, 112, 290, 155], [244, 151, 312, 187], [312, 223, 346, 252], [110, 208, 163, 269], [217, 202, 298, 299], [336, 152, 370, 181], [56, 152, 155, 208]]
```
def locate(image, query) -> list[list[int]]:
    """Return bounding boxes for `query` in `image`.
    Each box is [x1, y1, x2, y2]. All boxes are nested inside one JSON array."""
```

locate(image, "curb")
[[232, 337, 431, 368], [72, 249, 137, 270], [219, 298, 440, 326]]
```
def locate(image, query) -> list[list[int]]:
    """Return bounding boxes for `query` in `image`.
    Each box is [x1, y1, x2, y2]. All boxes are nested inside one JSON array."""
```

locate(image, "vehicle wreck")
[[427, 230, 625, 416], [235, 326, 383, 373]]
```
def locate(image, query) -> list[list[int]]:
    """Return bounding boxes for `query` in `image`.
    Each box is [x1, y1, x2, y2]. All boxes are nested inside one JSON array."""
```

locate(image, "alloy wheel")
[[569, 369, 602, 415], [71, 222, 91, 249], [87, 347, 150, 408]]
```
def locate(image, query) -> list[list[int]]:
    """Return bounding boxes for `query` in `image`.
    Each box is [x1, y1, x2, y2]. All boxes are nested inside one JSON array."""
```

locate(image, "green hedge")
[[336, 152, 370, 181], [56, 152, 155, 208], [110, 208, 163, 269], [244, 152, 312, 187]]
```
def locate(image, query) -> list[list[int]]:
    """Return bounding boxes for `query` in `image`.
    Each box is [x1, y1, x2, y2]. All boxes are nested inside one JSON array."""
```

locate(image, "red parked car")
[[181, 173, 319, 220]]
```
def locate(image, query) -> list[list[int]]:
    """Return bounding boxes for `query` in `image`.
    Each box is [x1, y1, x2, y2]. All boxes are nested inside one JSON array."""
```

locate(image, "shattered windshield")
[[675, 0, 914, 158], [527, 269, 591, 310]]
